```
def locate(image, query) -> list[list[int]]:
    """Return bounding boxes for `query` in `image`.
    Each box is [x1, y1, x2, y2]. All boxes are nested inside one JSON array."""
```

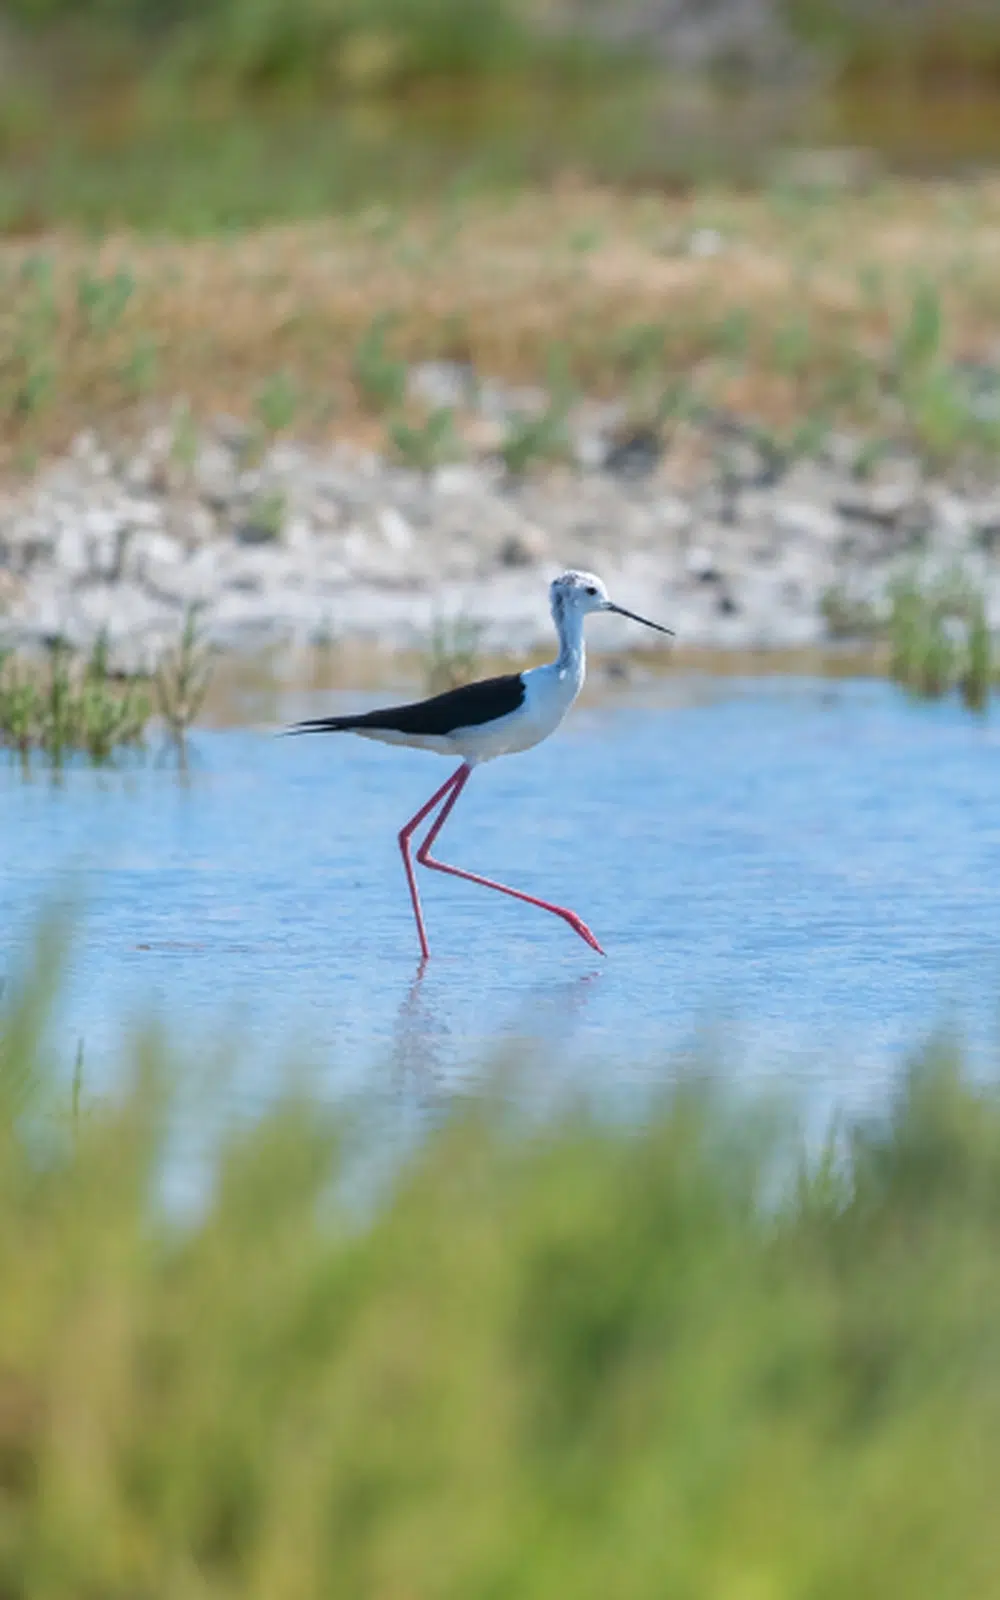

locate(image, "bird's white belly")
[[354, 711, 547, 761], [355, 661, 581, 764], [354, 727, 458, 755], [454, 705, 552, 762], [456, 665, 580, 764]]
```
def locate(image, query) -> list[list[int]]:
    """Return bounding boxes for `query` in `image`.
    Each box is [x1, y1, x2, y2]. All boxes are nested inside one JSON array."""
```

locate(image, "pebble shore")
[[3, 369, 1000, 672]]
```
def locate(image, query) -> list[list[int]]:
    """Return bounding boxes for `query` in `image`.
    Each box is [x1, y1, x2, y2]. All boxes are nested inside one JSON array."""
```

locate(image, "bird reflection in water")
[[389, 960, 604, 1099]]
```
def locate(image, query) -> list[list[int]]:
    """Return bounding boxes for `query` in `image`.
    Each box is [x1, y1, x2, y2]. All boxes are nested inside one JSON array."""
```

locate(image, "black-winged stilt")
[[288, 570, 672, 961]]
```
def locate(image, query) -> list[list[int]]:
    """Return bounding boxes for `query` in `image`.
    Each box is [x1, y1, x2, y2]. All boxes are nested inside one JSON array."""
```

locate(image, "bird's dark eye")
[[585, 586, 597, 596]]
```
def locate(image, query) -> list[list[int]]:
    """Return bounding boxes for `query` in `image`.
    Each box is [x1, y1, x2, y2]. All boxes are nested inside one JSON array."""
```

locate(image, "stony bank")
[[3, 374, 1000, 673]]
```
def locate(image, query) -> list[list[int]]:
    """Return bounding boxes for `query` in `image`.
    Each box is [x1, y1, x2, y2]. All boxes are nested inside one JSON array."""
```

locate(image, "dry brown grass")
[[3, 178, 1000, 473]]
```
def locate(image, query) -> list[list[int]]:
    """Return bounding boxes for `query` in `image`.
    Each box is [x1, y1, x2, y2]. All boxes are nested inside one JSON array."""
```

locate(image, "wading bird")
[[288, 570, 672, 961]]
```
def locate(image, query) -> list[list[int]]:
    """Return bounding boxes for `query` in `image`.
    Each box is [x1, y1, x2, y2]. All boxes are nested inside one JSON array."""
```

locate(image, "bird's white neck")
[[553, 601, 586, 688]]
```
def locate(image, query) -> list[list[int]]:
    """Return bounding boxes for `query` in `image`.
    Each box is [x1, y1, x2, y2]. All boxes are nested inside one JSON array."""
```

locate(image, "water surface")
[[4, 677, 1000, 1137]]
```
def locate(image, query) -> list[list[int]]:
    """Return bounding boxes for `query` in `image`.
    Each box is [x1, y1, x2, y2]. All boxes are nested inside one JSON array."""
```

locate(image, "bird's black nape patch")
[[288, 673, 526, 738]]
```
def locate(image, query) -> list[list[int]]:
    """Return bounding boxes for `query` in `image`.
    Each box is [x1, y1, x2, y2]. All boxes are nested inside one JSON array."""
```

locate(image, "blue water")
[[4, 677, 1000, 1138]]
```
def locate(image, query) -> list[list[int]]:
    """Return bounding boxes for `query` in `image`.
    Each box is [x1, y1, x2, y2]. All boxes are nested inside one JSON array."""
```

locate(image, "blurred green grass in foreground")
[[3, 925, 1000, 1596]]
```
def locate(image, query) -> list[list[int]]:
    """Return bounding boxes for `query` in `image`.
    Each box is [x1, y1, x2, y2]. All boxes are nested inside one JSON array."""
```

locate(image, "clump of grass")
[[904, 363, 1000, 465], [240, 487, 287, 543], [610, 323, 703, 448], [5, 931, 1000, 1595], [425, 614, 482, 693], [120, 331, 160, 397], [154, 606, 213, 738], [0, 634, 151, 764], [887, 568, 995, 709], [961, 596, 994, 712], [352, 312, 407, 413], [500, 350, 577, 476], [2, 255, 58, 421], [0, 613, 212, 763], [388, 405, 461, 471], [851, 434, 892, 480], [75, 266, 136, 337], [894, 280, 943, 378], [820, 582, 880, 640], [169, 402, 200, 477], [890, 281, 1000, 463], [771, 312, 815, 376], [612, 319, 669, 382], [254, 370, 299, 436], [500, 404, 570, 474]]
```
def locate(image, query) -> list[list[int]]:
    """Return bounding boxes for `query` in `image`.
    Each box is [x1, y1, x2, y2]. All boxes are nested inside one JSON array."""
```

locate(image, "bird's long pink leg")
[[398, 763, 469, 962], [415, 766, 605, 956]]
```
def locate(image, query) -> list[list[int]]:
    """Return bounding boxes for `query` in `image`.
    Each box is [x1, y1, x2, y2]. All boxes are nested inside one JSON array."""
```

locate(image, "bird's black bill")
[[606, 602, 674, 637]]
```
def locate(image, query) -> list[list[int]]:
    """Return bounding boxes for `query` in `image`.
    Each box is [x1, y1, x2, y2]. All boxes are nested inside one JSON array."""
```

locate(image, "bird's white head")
[[549, 569, 673, 637]]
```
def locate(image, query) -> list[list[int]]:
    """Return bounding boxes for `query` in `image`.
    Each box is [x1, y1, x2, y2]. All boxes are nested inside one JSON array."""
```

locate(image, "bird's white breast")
[[453, 660, 582, 764]]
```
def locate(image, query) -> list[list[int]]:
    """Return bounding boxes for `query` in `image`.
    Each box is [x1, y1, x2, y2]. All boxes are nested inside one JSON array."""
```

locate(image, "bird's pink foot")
[[560, 910, 605, 956]]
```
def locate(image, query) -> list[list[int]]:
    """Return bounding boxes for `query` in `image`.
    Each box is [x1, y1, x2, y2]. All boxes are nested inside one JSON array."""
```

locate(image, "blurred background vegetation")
[[3, 0, 1000, 232], [4, 926, 1000, 1597], [3, 0, 1000, 97], [2, 0, 1000, 463]]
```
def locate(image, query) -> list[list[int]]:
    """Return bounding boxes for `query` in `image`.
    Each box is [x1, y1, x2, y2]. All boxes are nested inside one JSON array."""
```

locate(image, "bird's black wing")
[[286, 673, 526, 738]]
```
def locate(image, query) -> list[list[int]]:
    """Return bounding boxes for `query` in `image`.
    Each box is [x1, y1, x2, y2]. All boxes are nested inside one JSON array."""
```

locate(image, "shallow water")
[[4, 677, 1000, 1139]]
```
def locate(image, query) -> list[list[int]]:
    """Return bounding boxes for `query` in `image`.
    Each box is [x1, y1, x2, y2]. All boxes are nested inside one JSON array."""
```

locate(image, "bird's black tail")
[[283, 715, 368, 736]]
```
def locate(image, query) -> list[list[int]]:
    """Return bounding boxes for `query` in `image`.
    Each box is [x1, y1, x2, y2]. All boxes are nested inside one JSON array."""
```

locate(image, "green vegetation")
[[2, 0, 998, 140], [786, 0, 1000, 82], [0, 611, 212, 763], [0, 635, 151, 763], [888, 568, 996, 711], [254, 371, 300, 438], [425, 615, 482, 693], [821, 566, 998, 709], [500, 349, 575, 476], [7, 179, 1000, 475], [1, 9, 999, 480], [819, 582, 880, 642], [3, 930, 1000, 1595], [889, 280, 1000, 463], [154, 606, 214, 740], [240, 487, 288, 544], [353, 313, 408, 415], [1, 0, 999, 238], [388, 406, 461, 472], [0, 0, 563, 105], [501, 400, 573, 477], [883, 566, 992, 710]]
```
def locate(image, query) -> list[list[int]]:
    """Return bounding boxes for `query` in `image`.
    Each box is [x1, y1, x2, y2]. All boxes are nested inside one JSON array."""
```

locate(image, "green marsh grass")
[[154, 606, 213, 741], [888, 569, 996, 710], [240, 488, 288, 544], [500, 400, 573, 475], [425, 615, 483, 693], [254, 371, 300, 438], [168, 403, 200, 478], [0, 181, 998, 470], [0, 636, 150, 764], [0, 611, 212, 763], [4, 1, 1000, 242], [353, 313, 408, 415], [388, 405, 462, 472], [500, 348, 577, 477], [5, 183, 1000, 473], [4, 930, 1000, 1594]]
